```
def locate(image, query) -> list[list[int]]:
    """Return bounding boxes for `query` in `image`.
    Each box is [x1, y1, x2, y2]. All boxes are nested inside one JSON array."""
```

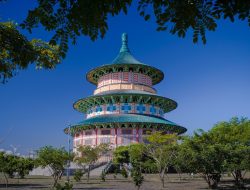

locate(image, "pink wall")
[[97, 72, 152, 88]]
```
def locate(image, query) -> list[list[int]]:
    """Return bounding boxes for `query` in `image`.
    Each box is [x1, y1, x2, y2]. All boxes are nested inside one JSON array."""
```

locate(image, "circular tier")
[[73, 92, 177, 114], [86, 33, 164, 86], [64, 114, 187, 135], [86, 63, 164, 86]]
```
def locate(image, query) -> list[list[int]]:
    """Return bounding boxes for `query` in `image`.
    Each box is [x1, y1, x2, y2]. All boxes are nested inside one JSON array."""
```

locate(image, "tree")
[[178, 130, 227, 189], [113, 144, 145, 189], [36, 146, 73, 187], [0, 21, 61, 83], [129, 144, 145, 190], [74, 143, 109, 182], [131, 168, 144, 190], [113, 145, 130, 165], [144, 132, 178, 188], [16, 157, 35, 178], [1, 1, 250, 82], [21, 0, 250, 47], [210, 117, 250, 188], [0, 151, 11, 188], [0, 152, 35, 188]]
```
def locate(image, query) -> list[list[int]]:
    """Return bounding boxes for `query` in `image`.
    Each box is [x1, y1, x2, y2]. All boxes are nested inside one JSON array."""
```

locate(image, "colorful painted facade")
[[64, 33, 186, 151]]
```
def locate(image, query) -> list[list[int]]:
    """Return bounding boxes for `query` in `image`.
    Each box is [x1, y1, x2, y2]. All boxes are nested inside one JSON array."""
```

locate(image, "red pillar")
[[136, 128, 139, 143], [115, 128, 117, 146]]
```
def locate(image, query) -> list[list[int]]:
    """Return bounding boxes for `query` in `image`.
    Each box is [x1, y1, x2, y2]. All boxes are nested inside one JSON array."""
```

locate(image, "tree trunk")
[[53, 174, 59, 187], [87, 165, 91, 182], [176, 168, 182, 181], [3, 173, 8, 189], [203, 174, 211, 188], [203, 174, 220, 189], [233, 170, 244, 188], [159, 169, 165, 188], [59, 171, 63, 180]]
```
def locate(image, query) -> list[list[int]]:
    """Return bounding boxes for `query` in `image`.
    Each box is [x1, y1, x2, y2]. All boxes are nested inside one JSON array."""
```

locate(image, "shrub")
[[120, 167, 128, 178]]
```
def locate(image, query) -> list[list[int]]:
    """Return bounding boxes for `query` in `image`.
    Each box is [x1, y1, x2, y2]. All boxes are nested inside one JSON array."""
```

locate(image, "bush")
[[55, 182, 73, 190], [131, 168, 144, 190], [120, 167, 128, 178]]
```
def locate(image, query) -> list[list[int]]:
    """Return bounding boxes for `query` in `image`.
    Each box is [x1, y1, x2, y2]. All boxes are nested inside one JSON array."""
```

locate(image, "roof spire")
[[120, 33, 130, 53]]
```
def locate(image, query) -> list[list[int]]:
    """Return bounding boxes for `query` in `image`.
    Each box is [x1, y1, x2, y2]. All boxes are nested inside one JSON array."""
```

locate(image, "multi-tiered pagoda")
[[65, 33, 186, 150]]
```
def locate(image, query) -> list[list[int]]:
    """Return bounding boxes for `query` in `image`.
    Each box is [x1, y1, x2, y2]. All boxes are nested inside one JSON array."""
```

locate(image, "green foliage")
[[179, 132, 226, 189], [0, 21, 61, 83], [21, 0, 250, 50], [21, 0, 133, 58], [1, 1, 249, 82], [73, 169, 83, 182], [210, 117, 250, 187], [141, 159, 158, 173], [177, 117, 250, 189], [120, 167, 128, 178], [74, 143, 110, 182], [131, 167, 144, 190], [113, 146, 130, 164], [36, 146, 73, 187], [145, 132, 179, 188], [0, 152, 35, 188], [16, 157, 35, 178], [138, 0, 250, 44], [55, 181, 73, 190], [113, 136, 178, 188], [75, 144, 109, 165]]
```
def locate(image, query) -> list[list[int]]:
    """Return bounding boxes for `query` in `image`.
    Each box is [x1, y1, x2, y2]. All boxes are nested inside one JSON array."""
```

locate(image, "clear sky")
[[0, 1, 249, 155]]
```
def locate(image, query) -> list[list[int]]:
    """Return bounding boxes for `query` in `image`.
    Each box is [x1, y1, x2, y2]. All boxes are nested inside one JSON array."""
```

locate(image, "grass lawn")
[[0, 173, 249, 189]]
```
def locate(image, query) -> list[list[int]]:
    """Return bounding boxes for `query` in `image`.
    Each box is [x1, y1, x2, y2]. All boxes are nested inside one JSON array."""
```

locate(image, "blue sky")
[[0, 1, 249, 154]]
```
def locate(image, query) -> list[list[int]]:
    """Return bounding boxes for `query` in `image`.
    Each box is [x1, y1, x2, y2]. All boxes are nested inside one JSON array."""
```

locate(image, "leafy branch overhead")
[[21, 0, 250, 48], [0, 0, 249, 83], [138, 0, 250, 43], [0, 22, 61, 83]]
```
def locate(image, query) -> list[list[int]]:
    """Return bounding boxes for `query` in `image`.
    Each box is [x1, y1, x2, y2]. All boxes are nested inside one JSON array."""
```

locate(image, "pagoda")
[[65, 33, 186, 151]]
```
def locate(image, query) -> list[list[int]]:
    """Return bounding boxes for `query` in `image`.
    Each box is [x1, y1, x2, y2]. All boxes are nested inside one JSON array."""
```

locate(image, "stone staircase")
[[90, 162, 110, 176]]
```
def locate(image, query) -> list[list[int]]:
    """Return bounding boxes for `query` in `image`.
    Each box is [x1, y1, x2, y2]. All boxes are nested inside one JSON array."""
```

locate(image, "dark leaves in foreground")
[[0, 22, 61, 83]]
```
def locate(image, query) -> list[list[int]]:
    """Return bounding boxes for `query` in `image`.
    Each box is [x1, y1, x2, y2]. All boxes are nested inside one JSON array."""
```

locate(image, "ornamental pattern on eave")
[[73, 93, 177, 113]]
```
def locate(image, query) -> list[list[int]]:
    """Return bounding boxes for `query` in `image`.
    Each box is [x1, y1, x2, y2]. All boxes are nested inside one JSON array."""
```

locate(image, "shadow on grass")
[[168, 181, 189, 184], [0, 183, 48, 189], [74, 188, 114, 190], [199, 180, 250, 190]]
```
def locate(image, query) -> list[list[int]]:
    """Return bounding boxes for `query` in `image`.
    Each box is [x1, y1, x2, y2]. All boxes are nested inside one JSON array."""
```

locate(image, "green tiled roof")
[[65, 114, 187, 134], [86, 33, 164, 85], [111, 33, 144, 65]]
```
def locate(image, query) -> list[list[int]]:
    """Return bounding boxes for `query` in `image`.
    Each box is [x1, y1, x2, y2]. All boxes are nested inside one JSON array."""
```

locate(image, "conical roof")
[[86, 33, 164, 85], [111, 33, 144, 65]]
